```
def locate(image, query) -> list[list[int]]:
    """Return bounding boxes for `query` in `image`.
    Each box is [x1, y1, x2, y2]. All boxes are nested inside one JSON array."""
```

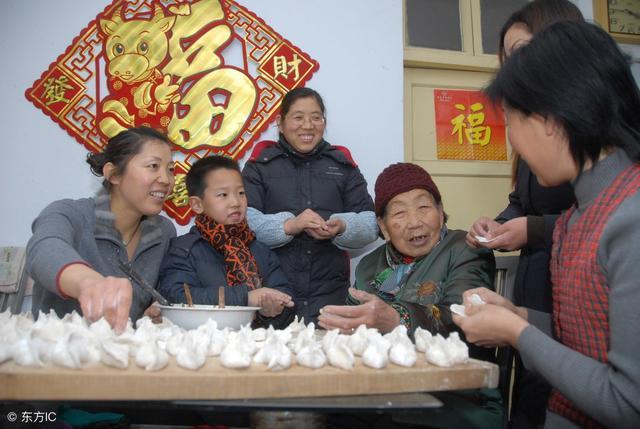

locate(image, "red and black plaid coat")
[[549, 163, 640, 428]]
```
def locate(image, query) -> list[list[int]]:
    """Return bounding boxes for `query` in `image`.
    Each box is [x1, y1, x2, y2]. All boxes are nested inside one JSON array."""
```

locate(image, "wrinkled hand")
[[453, 303, 529, 348], [143, 302, 163, 324], [155, 74, 181, 106], [317, 288, 400, 334], [284, 209, 326, 236], [77, 276, 133, 333], [248, 287, 294, 317]]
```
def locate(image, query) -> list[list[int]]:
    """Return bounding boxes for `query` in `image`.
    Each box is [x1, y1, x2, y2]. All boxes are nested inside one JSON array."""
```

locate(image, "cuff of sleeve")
[[55, 261, 91, 299], [246, 207, 296, 248], [391, 302, 411, 331], [330, 211, 377, 249], [225, 285, 249, 306], [527, 215, 545, 247], [517, 325, 547, 372]]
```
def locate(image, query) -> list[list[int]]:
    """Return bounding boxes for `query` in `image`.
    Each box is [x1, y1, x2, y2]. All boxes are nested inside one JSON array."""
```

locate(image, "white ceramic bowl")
[[158, 304, 260, 330]]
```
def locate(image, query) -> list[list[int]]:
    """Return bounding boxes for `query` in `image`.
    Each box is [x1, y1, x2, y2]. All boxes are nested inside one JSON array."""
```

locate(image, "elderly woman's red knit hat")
[[374, 163, 442, 217]]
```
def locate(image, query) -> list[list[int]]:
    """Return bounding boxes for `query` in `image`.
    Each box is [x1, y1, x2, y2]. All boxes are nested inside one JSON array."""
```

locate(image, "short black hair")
[[280, 87, 325, 117], [186, 155, 241, 198], [487, 21, 640, 170]]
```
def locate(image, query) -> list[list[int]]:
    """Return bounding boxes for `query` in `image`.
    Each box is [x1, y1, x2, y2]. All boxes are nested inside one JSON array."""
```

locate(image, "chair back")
[[494, 254, 520, 425]]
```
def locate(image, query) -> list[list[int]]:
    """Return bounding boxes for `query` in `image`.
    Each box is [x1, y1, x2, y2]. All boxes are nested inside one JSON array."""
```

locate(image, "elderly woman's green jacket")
[[348, 229, 501, 429], [349, 229, 495, 336]]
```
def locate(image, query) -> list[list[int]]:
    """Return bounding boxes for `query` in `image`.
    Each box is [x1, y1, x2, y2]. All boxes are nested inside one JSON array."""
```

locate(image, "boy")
[[158, 156, 294, 327]]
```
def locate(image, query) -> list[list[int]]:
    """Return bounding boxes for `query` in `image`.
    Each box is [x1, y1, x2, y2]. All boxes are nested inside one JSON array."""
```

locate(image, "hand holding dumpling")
[[59, 264, 133, 333], [453, 288, 529, 348]]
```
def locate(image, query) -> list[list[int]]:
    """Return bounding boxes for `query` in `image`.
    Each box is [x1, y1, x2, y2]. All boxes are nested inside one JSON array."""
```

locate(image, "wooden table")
[[0, 358, 498, 401]]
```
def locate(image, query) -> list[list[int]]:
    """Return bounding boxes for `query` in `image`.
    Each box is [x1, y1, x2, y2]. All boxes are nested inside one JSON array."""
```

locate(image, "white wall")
[[0, 0, 403, 246]]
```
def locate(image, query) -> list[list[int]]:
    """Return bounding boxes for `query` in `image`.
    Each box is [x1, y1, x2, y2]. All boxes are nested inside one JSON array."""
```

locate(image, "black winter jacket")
[[242, 138, 374, 324], [496, 159, 574, 312]]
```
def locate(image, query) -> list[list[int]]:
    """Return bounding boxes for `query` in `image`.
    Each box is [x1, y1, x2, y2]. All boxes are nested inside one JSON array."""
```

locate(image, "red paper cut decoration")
[[434, 89, 506, 161], [26, 0, 319, 224]]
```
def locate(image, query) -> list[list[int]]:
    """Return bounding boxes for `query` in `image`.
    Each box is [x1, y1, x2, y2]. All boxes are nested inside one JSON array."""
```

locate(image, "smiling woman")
[[26, 127, 177, 331], [318, 162, 494, 338], [242, 87, 379, 325], [317, 162, 499, 429]]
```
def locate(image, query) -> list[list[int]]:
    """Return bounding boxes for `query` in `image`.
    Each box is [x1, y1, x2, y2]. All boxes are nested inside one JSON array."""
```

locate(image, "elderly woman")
[[319, 163, 500, 429], [318, 162, 495, 336]]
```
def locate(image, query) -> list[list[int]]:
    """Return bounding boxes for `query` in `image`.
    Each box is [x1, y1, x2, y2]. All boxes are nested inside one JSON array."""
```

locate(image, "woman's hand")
[[461, 287, 527, 319], [304, 218, 345, 240], [248, 287, 294, 317], [453, 304, 529, 348], [317, 288, 400, 334], [284, 209, 326, 235], [466, 216, 528, 251], [485, 217, 528, 251], [59, 264, 133, 332], [76, 276, 133, 332], [466, 216, 501, 248]]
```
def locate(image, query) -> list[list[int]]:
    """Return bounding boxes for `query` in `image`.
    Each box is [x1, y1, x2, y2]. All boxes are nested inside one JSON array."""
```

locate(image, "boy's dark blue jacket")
[[157, 226, 294, 328]]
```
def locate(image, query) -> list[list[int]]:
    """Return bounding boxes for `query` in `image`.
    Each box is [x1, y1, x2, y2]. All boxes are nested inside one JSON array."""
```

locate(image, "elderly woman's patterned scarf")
[[195, 214, 262, 289], [371, 225, 448, 298]]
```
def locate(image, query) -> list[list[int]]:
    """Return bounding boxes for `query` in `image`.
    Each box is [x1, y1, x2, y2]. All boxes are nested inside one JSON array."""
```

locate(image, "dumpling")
[[220, 342, 251, 369], [296, 341, 327, 369], [100, 339, 130, 369], [253, 336, 292, 371], [326, 342, 355, 370], [362, 335, 391, 369], [135, 341, 169, 371], [347, 325, 369, 356], [414, 327, 433, 352], [175, 330, 209, 370]]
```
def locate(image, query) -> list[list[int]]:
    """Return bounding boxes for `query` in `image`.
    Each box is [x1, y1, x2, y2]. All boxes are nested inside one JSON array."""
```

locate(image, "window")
[[404, 0, 528, 71]]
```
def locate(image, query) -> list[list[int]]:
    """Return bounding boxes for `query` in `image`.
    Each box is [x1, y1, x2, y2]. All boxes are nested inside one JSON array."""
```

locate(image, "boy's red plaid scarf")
[[195, 214, 262, 289]]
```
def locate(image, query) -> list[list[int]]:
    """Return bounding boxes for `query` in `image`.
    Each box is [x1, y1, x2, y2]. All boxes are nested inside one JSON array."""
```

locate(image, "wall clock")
[[593, 0, 640, 44]]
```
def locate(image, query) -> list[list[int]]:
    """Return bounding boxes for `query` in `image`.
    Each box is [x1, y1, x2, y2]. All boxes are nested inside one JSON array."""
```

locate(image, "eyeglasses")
[[286, 113, 325, 127]]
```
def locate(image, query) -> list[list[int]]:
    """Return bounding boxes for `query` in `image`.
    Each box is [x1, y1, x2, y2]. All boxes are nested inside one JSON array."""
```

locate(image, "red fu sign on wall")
[[26, 0, 319, 224]]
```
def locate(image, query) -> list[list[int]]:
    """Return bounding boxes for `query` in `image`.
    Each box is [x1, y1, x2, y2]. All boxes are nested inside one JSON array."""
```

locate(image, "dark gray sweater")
[[518, 149, 640, 428], [27, 189, 176, 322]]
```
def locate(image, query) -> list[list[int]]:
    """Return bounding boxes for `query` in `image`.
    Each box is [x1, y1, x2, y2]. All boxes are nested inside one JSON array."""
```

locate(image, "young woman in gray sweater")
[[27, 127, 176, 331]]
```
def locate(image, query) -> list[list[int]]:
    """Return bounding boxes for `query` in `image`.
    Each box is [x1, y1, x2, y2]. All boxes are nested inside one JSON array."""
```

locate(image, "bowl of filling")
[[158, 304, 260, 330]]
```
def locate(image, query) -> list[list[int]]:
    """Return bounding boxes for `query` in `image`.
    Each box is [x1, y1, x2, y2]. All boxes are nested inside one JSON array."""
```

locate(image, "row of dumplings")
[[0, 311, 469, 372]]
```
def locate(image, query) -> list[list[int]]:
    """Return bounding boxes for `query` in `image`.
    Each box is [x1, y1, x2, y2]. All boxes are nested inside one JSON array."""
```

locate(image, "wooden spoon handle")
[[183, 283, 193, 307], [218, 287, 225, 309]]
